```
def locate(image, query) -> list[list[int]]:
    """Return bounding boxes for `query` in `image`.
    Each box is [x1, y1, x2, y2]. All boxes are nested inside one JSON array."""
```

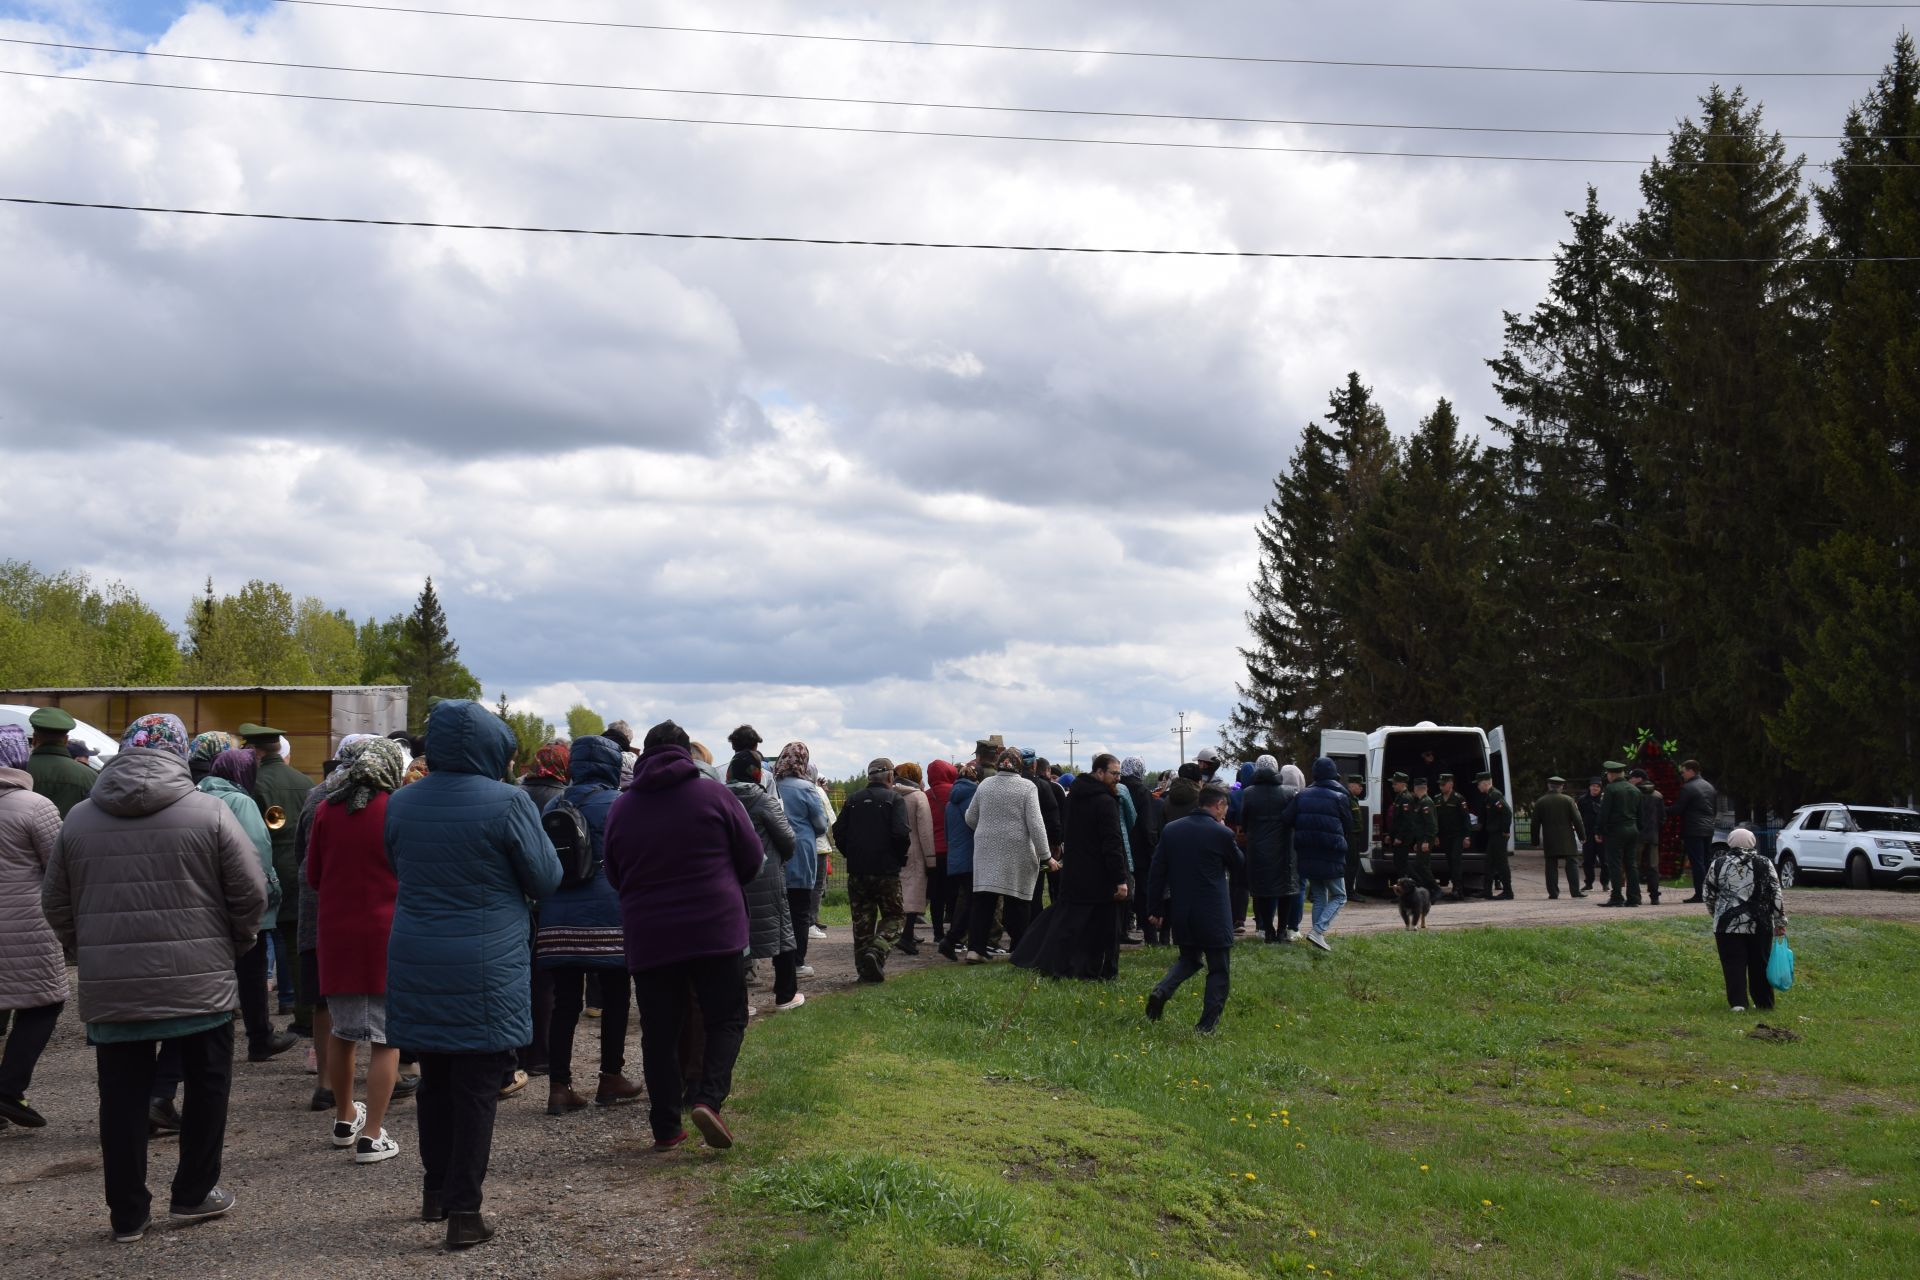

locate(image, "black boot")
[[445, 1211, 495, 1250], [421, 1190, 447, 1222]]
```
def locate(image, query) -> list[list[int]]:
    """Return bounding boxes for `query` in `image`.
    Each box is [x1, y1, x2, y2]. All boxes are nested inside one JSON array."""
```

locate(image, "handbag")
[[1767, 936, 1795, 992]]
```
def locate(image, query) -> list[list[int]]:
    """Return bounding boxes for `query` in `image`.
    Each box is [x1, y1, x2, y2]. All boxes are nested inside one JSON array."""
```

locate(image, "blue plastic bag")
[[1767, 937, 1795, 992]]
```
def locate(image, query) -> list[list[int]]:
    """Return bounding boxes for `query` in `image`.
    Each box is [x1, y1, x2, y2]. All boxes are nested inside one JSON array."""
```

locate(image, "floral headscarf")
[[210, 747, 258, 793], [0, 724, 28, 769], [190, 731, 240, 769], [619, 749, 638, 790], [1120, 756, 1147, 781], [402, 755, 430, 787], [527, 739, 570, 783], [996, 748, 1024, 773], [324, 735, 408, 812], [122, 713, 190, 759], [775, 741, 811, 780]]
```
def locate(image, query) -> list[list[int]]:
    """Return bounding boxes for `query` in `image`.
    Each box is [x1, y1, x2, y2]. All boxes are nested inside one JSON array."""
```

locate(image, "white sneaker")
[[775, 992, 807, 1012], [1307, 929, 1332, 952], [1730, 1005, 1746, 1012], [807, 925, 828, 939], [1285, 930, 1303, 943], [796, 964, 815, 978], [331, 1100, 366, 1148], [353, 1128, 399, 1164]]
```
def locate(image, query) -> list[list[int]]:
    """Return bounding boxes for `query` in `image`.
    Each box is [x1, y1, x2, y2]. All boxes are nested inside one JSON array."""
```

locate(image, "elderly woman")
[[0, 725, 65, 1128], [892, 762, 937, 955], [774, 743, 830, 975], [1703, 828, 1788, 1012], [727, 750, 801, 1011], [198, 749, 292, 1063], [1238, 756, 1297, 944], [308, 736, 409, 1164], [962, 749, 1053, 964]]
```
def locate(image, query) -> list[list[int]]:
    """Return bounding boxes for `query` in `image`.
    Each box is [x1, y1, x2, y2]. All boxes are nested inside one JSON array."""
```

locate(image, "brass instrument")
[[263, 805, 287, 831]]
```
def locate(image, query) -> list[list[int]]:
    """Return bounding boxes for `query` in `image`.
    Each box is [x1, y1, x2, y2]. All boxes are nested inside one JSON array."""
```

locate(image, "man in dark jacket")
[[831, 758, 910, 983], [243, 724, 315, 1029], [1578, 778, 1607, 892], [1143, 784, 1241, 1034], [1432, 774, 1471, 900], [1677, 760, 1715, 903], [42, 713, 267, 1244], [1632, 769, 1667, 906], [1476, 771, 1514, 900], [1597, 762, 1643, 907], [1386, 774, 1437, 893], [1280, 758, 1351, 951], [1533, 777, 1587, 900], [1021, 754, 1129, 979], [1345, 775, 1367, 900], [26, 707, 97, 817]]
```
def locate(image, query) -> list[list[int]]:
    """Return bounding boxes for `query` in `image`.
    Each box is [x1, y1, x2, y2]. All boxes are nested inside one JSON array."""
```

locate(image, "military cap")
[[1547, 775, 1566, 785], [867, 756, 894, 777], [1347, 773, 1365, 784], [68, 741, 95, 760], [1437, 772, 1455, 782], [1602, 759, 1627, 772], [975, 739, 999, 757], [1389, 771, 1408, 782], [238, 722, 287, 742], [1475, 770, 1493, 781], [28, 707, 76, 732], [1411, 776, 1429, 787], [1628, 767, 1648, 781]]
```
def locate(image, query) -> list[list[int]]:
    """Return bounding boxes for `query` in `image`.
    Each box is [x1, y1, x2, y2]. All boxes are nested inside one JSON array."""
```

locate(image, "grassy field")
[[690, 917, 1919, 1279]]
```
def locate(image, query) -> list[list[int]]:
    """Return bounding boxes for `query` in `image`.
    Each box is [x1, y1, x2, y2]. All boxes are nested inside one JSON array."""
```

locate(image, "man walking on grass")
[[1143, 783, 1241, 1035], [831, 758, 910, 983]]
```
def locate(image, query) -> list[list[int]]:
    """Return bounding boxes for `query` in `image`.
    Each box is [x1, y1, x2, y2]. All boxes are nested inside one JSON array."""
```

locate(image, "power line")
[[8, 197, 1914, 262], [1575, 1, 1919, 8], [271, 0, 1879, 77], [13, 70, 1910, 168], [5, 38, 1899, 143]]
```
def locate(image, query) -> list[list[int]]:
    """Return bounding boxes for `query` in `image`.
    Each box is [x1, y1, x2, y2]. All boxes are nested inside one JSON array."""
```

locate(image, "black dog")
[[1395, 877, 1432, 930]]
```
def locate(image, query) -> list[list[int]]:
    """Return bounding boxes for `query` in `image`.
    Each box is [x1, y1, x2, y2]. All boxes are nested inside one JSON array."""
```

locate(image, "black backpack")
[[542, 799, 600, 890]]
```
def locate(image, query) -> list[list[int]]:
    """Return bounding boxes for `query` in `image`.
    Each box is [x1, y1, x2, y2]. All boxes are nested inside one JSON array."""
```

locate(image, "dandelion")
[[1270, 1111, 1279, 1118], [1420, 1164, 1430, 1172], [1296, 1142, 1306, 1149], [1481, 1199, 1492, 1207], [1245, 1172, 1257, 1181], [1871, 1199, 1882, 1206], [1308, 1229, 1317, 1238]]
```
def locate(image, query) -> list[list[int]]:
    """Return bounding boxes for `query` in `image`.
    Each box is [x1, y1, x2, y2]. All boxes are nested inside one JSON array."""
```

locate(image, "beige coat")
[[0, 768, 67, 1010], [894, 783, 937, 914]]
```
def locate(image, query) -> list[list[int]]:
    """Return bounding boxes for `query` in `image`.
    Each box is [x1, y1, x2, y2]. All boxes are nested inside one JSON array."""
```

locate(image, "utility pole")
[[1171, 711, 1190, 765], [1062, 730, 1080, 772]]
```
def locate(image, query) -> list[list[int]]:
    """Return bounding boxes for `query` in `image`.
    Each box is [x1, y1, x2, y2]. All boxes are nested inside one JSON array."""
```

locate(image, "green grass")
[[693, 918, 1920, 1278]]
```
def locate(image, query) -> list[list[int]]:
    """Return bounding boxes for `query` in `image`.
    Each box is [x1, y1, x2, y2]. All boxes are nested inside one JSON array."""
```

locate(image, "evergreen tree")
[[1624, 86, 1820, 811], [495, 692, 555, 771], [183, 579, 316, 685], [1773, 35, 1920, 803], [394, 577, 482, 733]]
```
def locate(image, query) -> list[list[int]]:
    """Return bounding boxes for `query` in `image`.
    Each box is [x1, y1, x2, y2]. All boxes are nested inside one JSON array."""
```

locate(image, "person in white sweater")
[[961, 750, 1053, 963]]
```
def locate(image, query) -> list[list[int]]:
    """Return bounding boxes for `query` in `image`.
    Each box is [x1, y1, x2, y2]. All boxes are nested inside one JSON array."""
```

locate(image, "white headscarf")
[[1279, 763, 1305, 788], [1727, 828, 1757, 851]]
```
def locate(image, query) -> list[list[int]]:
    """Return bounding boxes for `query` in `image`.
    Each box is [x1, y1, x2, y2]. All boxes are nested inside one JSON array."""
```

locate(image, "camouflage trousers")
[[848, 873, 905, 964]]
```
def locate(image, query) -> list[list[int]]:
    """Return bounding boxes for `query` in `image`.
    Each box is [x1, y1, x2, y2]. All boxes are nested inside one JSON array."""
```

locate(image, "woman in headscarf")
[[294, 732, 376, 1108], [773, 743, 830, 974], [0, 724, 65, 1128], [1238, 758, 1296, 943], [187, 731, 240, 784], [513, 739, 569, 1081], [1117, 757, 1156, 942], [1704, 828, 1787, 1012], [891, 762, 936, 956], [520, 740, 570, 813], [199, 749, 293, 1062], [961, 749, 1053, 963], [307, 735, 409, 1164]]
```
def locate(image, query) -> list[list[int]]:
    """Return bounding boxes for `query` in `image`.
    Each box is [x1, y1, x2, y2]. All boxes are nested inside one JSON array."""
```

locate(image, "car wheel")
[[1848, 852, 1872, 890], [1776, 853, 1797, 890]]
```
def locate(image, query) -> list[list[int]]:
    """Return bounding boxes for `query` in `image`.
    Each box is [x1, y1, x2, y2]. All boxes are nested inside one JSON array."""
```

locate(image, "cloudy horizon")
[[2, 0, 1907, 775]]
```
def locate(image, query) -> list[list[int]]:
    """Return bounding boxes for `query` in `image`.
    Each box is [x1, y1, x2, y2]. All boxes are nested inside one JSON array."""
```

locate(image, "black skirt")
[[1011, 901, 1120, 980]]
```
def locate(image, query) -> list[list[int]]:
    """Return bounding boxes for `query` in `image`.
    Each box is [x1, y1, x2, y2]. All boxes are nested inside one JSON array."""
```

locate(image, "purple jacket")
[[603, 744, 762, 972]]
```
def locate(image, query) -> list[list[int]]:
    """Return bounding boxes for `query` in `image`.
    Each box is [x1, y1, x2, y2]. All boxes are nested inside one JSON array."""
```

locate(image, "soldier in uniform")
[[1631, 768, 1666, 906], [1387, 774, 1438, 894], [25, 707, 95, 817], [1596, 761, 1644, 907], [1533, 776, 1587, 899], [830, 758, 911, 982], [1431, 773, 1472, 901], [242, 723, 315, 1030], [1578, 778, 1607, 892], [1409, 777, 1440, 895], [1475, 770, 1513, 899], [1345, 775, 1367, 901]]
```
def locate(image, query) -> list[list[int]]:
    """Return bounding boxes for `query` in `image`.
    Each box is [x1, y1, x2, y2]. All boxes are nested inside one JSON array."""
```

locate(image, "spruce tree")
[[1624, 86, 1819, 811], [395, 577, 482, 733], [1773, 35, 1920, 803]]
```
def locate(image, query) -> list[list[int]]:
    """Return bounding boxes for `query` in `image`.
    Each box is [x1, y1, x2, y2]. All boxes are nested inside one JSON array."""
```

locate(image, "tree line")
[[1227, 37, 1919, 814]]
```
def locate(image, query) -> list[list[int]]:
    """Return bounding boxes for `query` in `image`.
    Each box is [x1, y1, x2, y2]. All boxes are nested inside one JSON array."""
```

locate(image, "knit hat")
[[1727, 827, 1757, 851], [0, 725, 28, 769], [1313, 756, 1339, 782], [121, 713, 190, 759]]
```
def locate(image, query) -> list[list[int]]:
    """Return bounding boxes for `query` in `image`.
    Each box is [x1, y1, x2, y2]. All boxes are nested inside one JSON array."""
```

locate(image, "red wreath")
[[1621, 731, 1687, 877]]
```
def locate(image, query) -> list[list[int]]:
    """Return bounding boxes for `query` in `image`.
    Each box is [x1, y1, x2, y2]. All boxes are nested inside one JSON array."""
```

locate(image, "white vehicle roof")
[[1790, 803, 1919, 822], [0, 704, 121, 770]]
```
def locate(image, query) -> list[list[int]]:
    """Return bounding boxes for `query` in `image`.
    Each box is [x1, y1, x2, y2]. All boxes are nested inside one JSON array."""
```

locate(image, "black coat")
[[1062, 778, 1128, 904], [1032, 772, 1064, 849], [1145, 813, 1242, 949], [1120, 776, 1155, 876], [1238, 771, 1296, 898], [831, 783, 909, 877]]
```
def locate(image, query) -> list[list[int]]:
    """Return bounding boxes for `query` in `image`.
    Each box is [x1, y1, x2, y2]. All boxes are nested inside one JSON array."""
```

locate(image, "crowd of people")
[[0, 703, 1789, 1250]]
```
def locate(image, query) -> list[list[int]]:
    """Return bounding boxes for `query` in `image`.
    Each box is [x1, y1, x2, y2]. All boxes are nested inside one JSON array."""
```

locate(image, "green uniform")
[[1598, 777, 1643, 903], [1345, 793, 1366, 897], [26, 742, 95, 817], [252, 753, 314, 1017], [1479, 787, 1513, 897], [1532, 790, 1587, 897], [1432, 789, 1471, 893], [1388, 791, 1438, 891]]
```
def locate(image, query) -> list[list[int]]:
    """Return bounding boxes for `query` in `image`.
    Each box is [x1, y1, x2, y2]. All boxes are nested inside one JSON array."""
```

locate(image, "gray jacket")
[[0, 768, 67, 1011], [1678, 775, 1717, 839], [41, 748, 267, 1025], [965, 771, 1051, 900], [729, 782, 796, 959]]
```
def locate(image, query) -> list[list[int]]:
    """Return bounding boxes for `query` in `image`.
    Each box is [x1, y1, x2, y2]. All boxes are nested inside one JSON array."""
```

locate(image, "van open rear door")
[[1319, 729, 1368, 771], [1488, 727, 1512, 850]]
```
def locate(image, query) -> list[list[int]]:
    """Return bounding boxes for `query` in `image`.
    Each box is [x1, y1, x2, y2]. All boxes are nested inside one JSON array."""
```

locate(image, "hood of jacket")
[[0, 765, 28, 792], [1250, 766, 1280, 786], [928, 759, 957, 789], [568, 735, 623, 790], [1312, 756, 1339, 783], [424, 699, 517, 779], [727, 778, 767, 813], [633, 744, 702, 793], [90, 747, 196, 818], [1237, 762, 1257, 786]]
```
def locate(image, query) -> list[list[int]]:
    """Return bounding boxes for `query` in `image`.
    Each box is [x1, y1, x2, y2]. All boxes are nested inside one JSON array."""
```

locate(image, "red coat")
[[305, 791, 398, 996], [927, 759, 956, 857]]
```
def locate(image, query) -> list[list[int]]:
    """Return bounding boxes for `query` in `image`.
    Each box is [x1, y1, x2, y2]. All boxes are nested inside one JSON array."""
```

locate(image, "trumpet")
[[263, 805, 288, 831]]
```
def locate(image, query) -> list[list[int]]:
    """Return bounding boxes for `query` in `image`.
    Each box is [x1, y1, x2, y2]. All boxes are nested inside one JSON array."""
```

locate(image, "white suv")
[[1772, 805, 1920, 890]]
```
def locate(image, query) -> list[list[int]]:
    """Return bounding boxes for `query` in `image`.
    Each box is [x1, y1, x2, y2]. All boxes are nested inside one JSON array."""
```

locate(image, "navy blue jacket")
[[1144, 812, 1242, 949], [1282, 766, 1353, 883], [535, 735, 624, 971], [1238, 769, 1296, 898], [385, 700, 563, 1053], [944, 776, 978, 875]]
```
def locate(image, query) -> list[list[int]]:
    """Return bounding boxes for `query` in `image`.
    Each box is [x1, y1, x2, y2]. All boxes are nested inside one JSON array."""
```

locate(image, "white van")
[[1318, 721, 1513, 891]]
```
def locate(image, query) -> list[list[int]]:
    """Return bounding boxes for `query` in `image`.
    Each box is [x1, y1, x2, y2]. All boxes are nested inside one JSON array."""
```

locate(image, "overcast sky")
[[0, 0, 1906, 774]]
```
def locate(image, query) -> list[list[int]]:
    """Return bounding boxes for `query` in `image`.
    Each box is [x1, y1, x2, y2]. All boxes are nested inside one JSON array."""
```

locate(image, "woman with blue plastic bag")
[[1703, 828, 1787, 1012]]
